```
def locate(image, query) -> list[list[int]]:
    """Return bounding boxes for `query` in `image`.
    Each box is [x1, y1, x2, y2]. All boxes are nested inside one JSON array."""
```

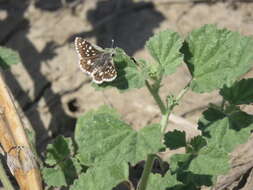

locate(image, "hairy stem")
[[175, 84, 190, 103], [221, 98, 225, 110], [145, 80, 166, 114], [145, 80, 169, 134], [162, 84, 190, 133], [137, 154, 156, 190], [145, 80, 190, 134], [160, 110, 170, 134]]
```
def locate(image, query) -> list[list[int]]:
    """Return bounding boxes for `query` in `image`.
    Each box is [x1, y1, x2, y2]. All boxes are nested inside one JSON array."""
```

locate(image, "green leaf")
[[188, 145, 229, 175], [146, 30, 184, 76], [164, 130, 186, 149], [124, 58, 150, 88], [199, 108, 253, 152], [188, 108, 252, 182], [93, 48, 150, 91], [147, 173, 183, 190], [45, 136, 73, 166], [164, 106, 253, 188], [147, 172, 201, 190], [188, 136, 207, 153], [0, 46, 21, 69], [177, 172, 213, 188], [75, 106, 163, 165], [42, 167, 67, 187], [43, 157, 82, 187], [70, 163, 128, 190], [183, 24, 253, 93], [220, 78, 253, 105], [169, 146, 228, 186], [43, 136, 81, 187], [169, 153, 192, 173]]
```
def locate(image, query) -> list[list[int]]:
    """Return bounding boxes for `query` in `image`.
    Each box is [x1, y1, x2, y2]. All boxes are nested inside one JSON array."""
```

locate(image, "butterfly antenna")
[[110, 39, 116, 56], [111, 39, 114, 48]]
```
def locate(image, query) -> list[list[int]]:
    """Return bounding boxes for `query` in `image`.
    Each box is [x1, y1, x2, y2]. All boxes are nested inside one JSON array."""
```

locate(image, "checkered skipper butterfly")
[[74, 37, 117, 84]]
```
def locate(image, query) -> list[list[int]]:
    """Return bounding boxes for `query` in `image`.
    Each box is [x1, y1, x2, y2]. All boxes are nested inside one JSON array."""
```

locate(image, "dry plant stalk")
[[0, 71, 42, 190]]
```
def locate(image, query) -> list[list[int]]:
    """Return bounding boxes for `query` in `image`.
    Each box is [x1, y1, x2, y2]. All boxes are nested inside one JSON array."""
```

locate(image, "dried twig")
[[0, 70, 42, 190], [241, 168, 253, 190]]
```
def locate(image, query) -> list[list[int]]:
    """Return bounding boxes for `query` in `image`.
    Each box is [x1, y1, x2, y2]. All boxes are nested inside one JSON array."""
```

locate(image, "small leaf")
[[164, 130, 186, 149], [42, 167, 67, 187], [147, 173, 182, 190], [43, 157, 82, 187], [43, 136, 81, 187], [45, 136, 73, 166], [0, 46, 21, 69], [188, 145, 229, 175], [70, 163, 128, 190], [188, 135, 207, 153], [169, 146, 229, 186], [199, 108, 253, 152], [93, 48, 150, 91], [147, 172, 201, 190], [169, 153, 192, 173], [177, 172, 213, 187], [183, 24, 253, 93], [146, 30, 184, 76], [75, 106, 163, 165], [220, 78, 253, 105]]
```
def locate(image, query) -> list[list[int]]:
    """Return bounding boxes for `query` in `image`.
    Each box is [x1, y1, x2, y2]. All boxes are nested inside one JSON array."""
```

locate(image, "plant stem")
[[137, 154, 156, 190], [0, 158, 15, 190], [160, 110, 169, 134], [145, 80, 169, 134], [221, 98, 225, 110], [145, 80, 190, 134], [145, 80, 166, 114], [175, 84, 189, 103], [161, 84, 190, 134]]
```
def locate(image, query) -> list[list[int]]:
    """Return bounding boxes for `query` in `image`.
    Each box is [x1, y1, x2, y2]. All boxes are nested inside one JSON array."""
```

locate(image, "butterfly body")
[[74, 37, 117, 84]]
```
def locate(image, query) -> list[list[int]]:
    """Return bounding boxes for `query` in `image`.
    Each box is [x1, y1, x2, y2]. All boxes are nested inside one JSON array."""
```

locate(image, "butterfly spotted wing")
[[74, 37, 117, 83]]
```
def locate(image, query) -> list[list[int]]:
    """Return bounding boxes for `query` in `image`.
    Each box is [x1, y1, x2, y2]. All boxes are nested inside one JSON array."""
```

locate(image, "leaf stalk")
[[137, 154, 156, 190], [145, 79, 190, 134], [145, 80, 166, 114]]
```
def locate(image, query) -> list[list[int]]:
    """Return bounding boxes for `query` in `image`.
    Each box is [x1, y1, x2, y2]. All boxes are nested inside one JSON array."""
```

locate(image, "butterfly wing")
[[79, 59, 94, 74], [75, 37, 102, 58], [92, 54, 117, 83], [101, 60, 117, 82], [75, 37, 103, 74]]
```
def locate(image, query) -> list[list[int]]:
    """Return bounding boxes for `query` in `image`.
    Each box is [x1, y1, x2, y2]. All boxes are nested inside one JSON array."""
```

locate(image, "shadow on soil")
[[68, 0, 165, 56], [0, 0, 75, 151]]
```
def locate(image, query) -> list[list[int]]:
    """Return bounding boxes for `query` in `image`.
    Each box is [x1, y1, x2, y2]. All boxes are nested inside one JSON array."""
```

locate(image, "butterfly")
[[74, 37, 117, 84]]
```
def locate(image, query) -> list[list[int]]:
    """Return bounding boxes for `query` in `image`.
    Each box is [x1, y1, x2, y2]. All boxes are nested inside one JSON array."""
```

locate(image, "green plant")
[[0, 46, 21, 70], [42, 24, 253, 190]]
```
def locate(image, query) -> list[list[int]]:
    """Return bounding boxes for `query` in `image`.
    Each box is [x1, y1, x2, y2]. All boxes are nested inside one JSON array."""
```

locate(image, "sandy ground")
[[1, 0, 253, 189]]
